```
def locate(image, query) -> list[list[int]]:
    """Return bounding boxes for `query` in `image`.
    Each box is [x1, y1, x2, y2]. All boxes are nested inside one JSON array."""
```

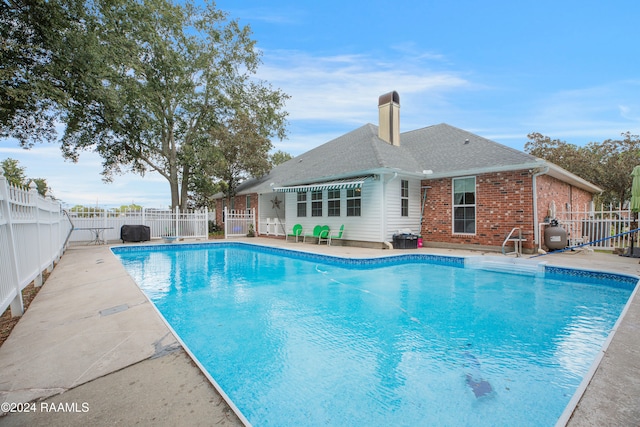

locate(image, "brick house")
[[213, 91, 600, 252]]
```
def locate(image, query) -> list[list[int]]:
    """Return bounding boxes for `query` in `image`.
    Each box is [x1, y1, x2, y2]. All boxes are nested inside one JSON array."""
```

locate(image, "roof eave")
[[424, 161, 602, 194], [424, 162, 546, 180], [545, 163, 602, 194], [267, 168, 428, 190]]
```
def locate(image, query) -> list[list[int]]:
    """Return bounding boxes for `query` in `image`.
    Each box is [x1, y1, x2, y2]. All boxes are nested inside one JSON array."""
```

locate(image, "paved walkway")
[[0, 238, 638, 426]]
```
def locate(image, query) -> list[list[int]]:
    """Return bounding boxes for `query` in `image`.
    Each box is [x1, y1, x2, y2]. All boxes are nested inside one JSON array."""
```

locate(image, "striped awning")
[[273, 176, 373, 193]]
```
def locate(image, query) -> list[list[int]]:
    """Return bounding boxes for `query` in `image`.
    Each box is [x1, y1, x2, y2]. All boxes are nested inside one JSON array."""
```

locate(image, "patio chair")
[[303, 225, 323, 243], [286, 224, 303, 242], [327, 224, 345, 246], [317, 225, 331, 245]]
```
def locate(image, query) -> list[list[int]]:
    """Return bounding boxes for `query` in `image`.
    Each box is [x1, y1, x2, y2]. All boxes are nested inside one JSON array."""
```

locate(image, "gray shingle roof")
[[232, 122, 596, 195], [234, 124, 423, 194], [403, 123, 540, 174]]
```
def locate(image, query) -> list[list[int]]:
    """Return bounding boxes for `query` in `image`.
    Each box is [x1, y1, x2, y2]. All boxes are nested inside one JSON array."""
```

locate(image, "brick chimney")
[[378, 91, 400, 146]]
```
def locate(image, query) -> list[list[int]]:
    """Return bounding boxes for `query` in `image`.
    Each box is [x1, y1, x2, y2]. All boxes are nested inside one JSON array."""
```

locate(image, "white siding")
[[272, 175, 421, 243], [280, 179, 385, 242], [383, 176, 422, 241], [258, 193, 287, 235]]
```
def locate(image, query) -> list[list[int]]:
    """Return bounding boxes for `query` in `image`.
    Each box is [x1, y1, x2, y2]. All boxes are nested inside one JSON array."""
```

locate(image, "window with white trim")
[[311, 190, 323, 217], [327, 189, 340, 216], [346, 188, 361, 216], [297, 192, 307, 217], [453, 177, 476, 234], [401, 180, 409, 217]]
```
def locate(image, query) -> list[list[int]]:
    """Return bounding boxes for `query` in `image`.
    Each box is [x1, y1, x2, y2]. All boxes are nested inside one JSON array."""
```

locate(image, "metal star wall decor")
[[271, 196, 281, 210]]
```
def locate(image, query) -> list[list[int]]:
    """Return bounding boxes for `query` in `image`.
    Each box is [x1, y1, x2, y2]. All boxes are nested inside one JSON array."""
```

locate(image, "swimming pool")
[[113, 243, 637, 426]]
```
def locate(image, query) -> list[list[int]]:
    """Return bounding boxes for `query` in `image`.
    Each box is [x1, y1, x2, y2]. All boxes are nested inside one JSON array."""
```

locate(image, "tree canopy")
[[58, 0, 289, 209], [0, 0, 89, 145], [270, 150, 293, 166], [1, 158, 49, 195], [2, 0, 289, 208], [525, 132, 640, 206]]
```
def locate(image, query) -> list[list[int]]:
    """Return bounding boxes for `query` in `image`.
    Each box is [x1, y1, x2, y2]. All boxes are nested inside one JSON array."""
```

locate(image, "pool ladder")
[[502, 227, 525, 257]]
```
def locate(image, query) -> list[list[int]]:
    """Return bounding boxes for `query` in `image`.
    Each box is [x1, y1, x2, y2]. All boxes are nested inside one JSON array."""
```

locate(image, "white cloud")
[[522, 80, 640, 145], [4, 44, 636, 206], [0, 141, 171, 208], [258, 50, 472, 131]]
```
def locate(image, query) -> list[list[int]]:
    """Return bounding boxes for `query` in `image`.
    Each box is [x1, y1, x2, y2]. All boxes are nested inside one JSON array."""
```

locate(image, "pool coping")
[[113, 240, 640, 287], [112, 240, 640, 426], [557, 278, 640, 427]]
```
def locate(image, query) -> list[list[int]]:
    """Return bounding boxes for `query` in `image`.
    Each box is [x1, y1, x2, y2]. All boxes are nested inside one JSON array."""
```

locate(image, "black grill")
[[120, 225, 150, 243]]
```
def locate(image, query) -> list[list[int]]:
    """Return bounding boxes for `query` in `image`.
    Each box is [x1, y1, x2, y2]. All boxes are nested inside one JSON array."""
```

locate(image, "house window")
[[297, 192, 307, 217], [327, 189, 340, 216], [246, 195, 251, 210], [401, 180, 409, 217], [311, 190, 323, 217], [453, 177, 476, 234], [346, 188, 361, 217]]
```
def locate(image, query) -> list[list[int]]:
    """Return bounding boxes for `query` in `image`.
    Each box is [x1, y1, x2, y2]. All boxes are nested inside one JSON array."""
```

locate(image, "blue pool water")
[[113, 243, 636, 427]]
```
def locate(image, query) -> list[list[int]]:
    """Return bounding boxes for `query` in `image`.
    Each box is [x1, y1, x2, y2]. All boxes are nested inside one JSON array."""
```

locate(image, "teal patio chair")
[[303, 225, 323, 243], [317, 225, 331, 245], [327, 224, 345, 246], [286, 224, 303, 242]]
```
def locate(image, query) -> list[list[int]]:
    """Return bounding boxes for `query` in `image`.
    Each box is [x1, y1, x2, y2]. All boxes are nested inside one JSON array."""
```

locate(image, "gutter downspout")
[[383, 172, 398, 245], [532, 166, 549, 245]]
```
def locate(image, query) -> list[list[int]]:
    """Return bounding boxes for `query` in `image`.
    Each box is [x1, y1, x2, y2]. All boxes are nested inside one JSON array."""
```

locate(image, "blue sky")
[[1, 0, 639, 207]]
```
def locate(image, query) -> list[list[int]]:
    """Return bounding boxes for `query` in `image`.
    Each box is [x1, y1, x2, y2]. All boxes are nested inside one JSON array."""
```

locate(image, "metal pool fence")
[[0, 177, 72, 316]]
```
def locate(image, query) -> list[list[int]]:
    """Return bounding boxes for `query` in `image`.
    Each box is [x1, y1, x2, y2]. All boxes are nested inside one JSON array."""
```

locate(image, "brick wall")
[[535, 174, 593, 221], [213, 194, 259, 226], [421, 170, 595, 251], [421, 170, 536, 249]]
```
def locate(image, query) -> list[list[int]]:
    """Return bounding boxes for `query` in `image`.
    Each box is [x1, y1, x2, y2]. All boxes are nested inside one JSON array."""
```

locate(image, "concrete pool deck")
[[0, 238, 638, 426]]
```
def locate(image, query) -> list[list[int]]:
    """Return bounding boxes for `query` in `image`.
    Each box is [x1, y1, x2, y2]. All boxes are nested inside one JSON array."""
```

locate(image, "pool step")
[[465, 256, 545, 276]]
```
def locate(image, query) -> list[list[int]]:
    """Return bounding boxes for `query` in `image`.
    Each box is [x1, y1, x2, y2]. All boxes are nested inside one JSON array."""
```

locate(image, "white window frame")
[[297, 192, 307, 217], [346, 188, 361, 217], [311, 190, 323, 217], [401, 180, 409, 217], [452, 176, 476, 234], [327, 189, 341, 217]]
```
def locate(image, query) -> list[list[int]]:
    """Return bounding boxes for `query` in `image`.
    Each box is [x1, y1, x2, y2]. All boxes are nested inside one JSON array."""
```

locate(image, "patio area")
[[0, 238, 639, 426]]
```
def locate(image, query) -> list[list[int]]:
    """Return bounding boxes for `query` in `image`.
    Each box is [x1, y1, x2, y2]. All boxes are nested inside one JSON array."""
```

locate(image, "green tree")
[[208, 108, 281, 201], [31, 178, 48, 196], [69, 204, 104, 217], [1, 158, 49, 196], [525, 132, 640, 206], [188, 173, 220, 210], [585, 132, 640, 205], [117, 204, 142, 213], [1, 158, 27, 187], [270, 150, 293, 166], [0, 0, 87, 145], [59, 0, 288, 209]]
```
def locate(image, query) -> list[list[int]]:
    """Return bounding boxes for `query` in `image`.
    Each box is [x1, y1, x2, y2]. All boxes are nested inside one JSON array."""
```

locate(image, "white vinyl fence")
[[68, 206, 209, 243], [557, 204, 639, 250], [224, 207, 255, 238], [0, 177, 72, 317]]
